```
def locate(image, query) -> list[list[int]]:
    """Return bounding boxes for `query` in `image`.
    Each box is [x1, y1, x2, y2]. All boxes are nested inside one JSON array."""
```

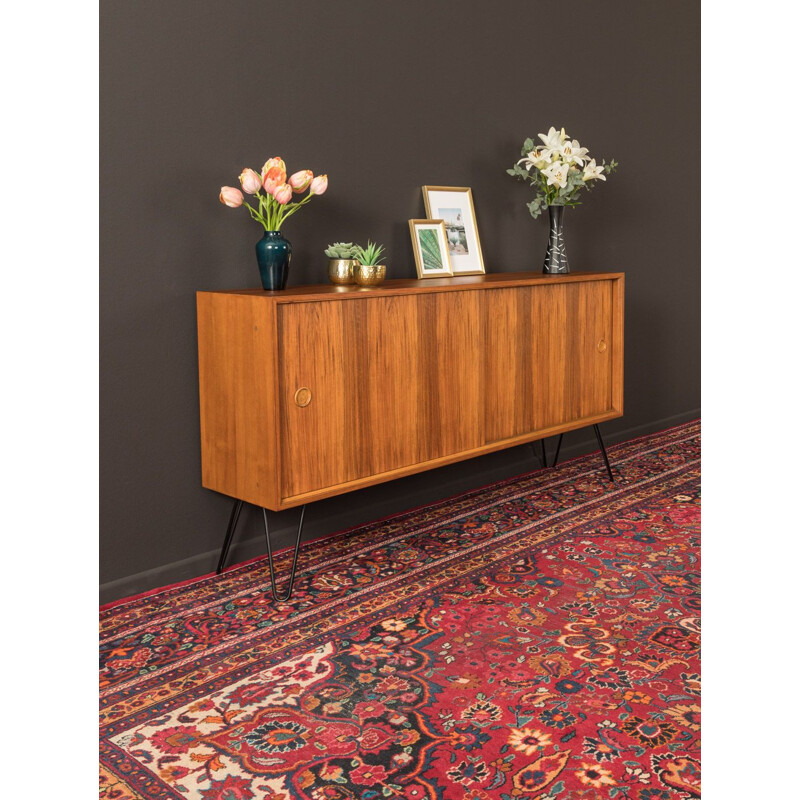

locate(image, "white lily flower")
[[517, 147, 552, 171], [542, 161, 569, 189], [538, 126, 568, 159], [559, 139, 590, 166], [582, 159, 606, 181]]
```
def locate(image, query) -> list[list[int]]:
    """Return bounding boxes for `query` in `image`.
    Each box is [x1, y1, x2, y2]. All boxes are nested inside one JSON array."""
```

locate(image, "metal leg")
[[593, 424, 614, 482], [263, 505, 307, 602], [216, 498, 244, 574], [551, 434, 564, 468], [529, 439, 548, 468], [537, 427, 613, 480]]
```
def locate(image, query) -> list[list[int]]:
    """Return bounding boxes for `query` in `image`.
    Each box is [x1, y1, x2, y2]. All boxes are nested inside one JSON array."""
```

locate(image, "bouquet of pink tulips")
[[219, 157, 328, 231]]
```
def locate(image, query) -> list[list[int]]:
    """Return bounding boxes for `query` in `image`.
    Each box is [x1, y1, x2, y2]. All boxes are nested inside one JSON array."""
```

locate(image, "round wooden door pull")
[[294, 387, 312, 407], [597, 339, 607, 353]]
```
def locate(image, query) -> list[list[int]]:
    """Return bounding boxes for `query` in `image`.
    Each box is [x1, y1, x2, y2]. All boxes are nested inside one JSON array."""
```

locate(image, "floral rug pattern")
[[100, 421, 700, 798]]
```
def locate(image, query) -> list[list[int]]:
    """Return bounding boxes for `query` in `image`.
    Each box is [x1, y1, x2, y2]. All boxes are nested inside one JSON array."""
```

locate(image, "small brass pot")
[[353, 264, 386, 287], [327, 258, 357, 285]]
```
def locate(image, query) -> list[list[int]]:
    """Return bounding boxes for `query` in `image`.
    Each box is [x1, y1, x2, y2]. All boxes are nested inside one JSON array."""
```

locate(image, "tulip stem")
[[243, 201, 266, 228], [245, 188, 316, 233], [279, 193, 314, 226], [266, 195, 278, 231]]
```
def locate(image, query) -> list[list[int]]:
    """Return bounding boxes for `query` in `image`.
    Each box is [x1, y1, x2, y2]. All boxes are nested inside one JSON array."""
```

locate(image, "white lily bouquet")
[[507, 127, 618, 218]]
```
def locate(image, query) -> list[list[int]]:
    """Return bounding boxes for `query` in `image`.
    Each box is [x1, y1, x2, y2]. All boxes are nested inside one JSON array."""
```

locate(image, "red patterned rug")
[[100, 421, 700, 799]]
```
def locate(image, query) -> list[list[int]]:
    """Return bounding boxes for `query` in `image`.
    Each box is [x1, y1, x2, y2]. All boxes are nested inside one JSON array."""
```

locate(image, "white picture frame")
[[421, 186, 485, 276]]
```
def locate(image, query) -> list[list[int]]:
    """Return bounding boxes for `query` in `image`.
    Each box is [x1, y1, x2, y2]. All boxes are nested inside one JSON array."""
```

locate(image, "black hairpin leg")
[[529, 439, 548, 468], [263, 505, 306, 602], [593, 424, 615, 482], [216, 500, 307, 601], [549, 426, 613, 482], [551, 434, 564, 468], [216, 498, 244, 574]]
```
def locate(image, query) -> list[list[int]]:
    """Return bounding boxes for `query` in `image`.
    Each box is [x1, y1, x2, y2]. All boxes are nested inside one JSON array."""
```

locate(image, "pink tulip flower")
[[262, 166, 287, 194], [219, 186, 243, 207], [238, 168, 262, 195], [273, 183, 293, 205], [308, 174, 328, 195], [288, 169, 314, 193], [261, 157, 286, 177]]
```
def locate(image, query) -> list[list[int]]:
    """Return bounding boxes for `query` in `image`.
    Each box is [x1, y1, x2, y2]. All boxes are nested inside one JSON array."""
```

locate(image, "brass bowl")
[[327, 258, 357, 285], [353, 264, 386, 287]]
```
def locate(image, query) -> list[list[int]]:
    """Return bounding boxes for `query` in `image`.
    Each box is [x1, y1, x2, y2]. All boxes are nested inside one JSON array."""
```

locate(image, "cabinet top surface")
[[199, 271, 624, 303]]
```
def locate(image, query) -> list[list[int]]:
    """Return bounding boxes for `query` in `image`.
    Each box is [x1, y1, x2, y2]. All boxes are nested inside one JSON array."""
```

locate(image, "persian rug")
[[100, 421, 700, 799]]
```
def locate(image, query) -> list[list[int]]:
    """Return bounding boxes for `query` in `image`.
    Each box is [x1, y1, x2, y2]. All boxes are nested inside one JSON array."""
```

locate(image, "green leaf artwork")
[[418, 229, 443, 271]]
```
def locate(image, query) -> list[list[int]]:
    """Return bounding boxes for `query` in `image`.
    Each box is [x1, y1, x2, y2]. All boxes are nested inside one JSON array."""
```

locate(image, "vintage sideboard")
[[197, 271, 624, 596]]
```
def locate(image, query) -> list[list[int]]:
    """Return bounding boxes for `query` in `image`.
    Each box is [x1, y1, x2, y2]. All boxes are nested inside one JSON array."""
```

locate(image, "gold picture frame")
[[421, 185, 485, 275], [408, 219, 453, 279]]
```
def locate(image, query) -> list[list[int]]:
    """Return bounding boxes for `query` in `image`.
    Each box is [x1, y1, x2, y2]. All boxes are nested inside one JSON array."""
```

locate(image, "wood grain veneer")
[[197, 272, 624, 510]]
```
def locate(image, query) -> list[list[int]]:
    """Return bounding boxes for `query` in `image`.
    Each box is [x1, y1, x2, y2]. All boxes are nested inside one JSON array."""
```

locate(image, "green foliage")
[[555, 167, 587, 205], [508, 134, 617, 218], [324, 242, 359, 259], [527, 196, 545, 219], [354, 240, 386, 266]]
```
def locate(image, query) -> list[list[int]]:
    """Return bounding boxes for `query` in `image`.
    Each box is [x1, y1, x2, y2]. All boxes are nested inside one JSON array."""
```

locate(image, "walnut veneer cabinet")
[[197, 272, 624, 515]]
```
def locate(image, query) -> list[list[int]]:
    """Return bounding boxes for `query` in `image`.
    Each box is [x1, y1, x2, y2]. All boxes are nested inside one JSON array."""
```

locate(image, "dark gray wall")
[[100, 0, 699, 603]]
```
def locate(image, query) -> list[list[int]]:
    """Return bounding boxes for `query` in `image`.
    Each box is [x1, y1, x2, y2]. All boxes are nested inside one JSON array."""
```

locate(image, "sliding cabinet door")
[[562, 279, 614, 422], [278, 300, 363, 499], [278, 292, 483, 501], [484, 280, 615, 443]]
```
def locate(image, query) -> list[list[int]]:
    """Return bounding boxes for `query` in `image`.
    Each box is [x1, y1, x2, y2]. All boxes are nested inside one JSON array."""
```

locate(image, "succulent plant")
[[324, 242, 359, 259], [354, 241, 386, 266]]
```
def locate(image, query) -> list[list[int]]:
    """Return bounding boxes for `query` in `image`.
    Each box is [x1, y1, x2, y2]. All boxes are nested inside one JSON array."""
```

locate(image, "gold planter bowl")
[[353, 264, 387, 287], [327, 258, 357, 285]]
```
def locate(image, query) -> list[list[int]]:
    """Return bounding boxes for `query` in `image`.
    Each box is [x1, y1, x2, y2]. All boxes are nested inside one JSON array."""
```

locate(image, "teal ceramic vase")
[[256, 231, 292, 290]]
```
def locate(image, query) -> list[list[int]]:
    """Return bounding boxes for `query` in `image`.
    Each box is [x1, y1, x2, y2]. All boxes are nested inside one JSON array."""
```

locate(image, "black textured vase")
[[543, 205, 569, 274], [255, 230, 292, 290]]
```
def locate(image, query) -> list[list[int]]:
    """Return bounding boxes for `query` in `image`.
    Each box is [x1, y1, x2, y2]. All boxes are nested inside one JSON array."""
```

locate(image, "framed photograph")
[[421, 186, 485, 275], [408, 219, 453, 279]]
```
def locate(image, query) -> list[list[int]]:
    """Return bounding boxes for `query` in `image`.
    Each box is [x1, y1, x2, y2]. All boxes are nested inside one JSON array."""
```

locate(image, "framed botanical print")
[[421, 186, 485, 275], [408, 219, 453, 279]]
